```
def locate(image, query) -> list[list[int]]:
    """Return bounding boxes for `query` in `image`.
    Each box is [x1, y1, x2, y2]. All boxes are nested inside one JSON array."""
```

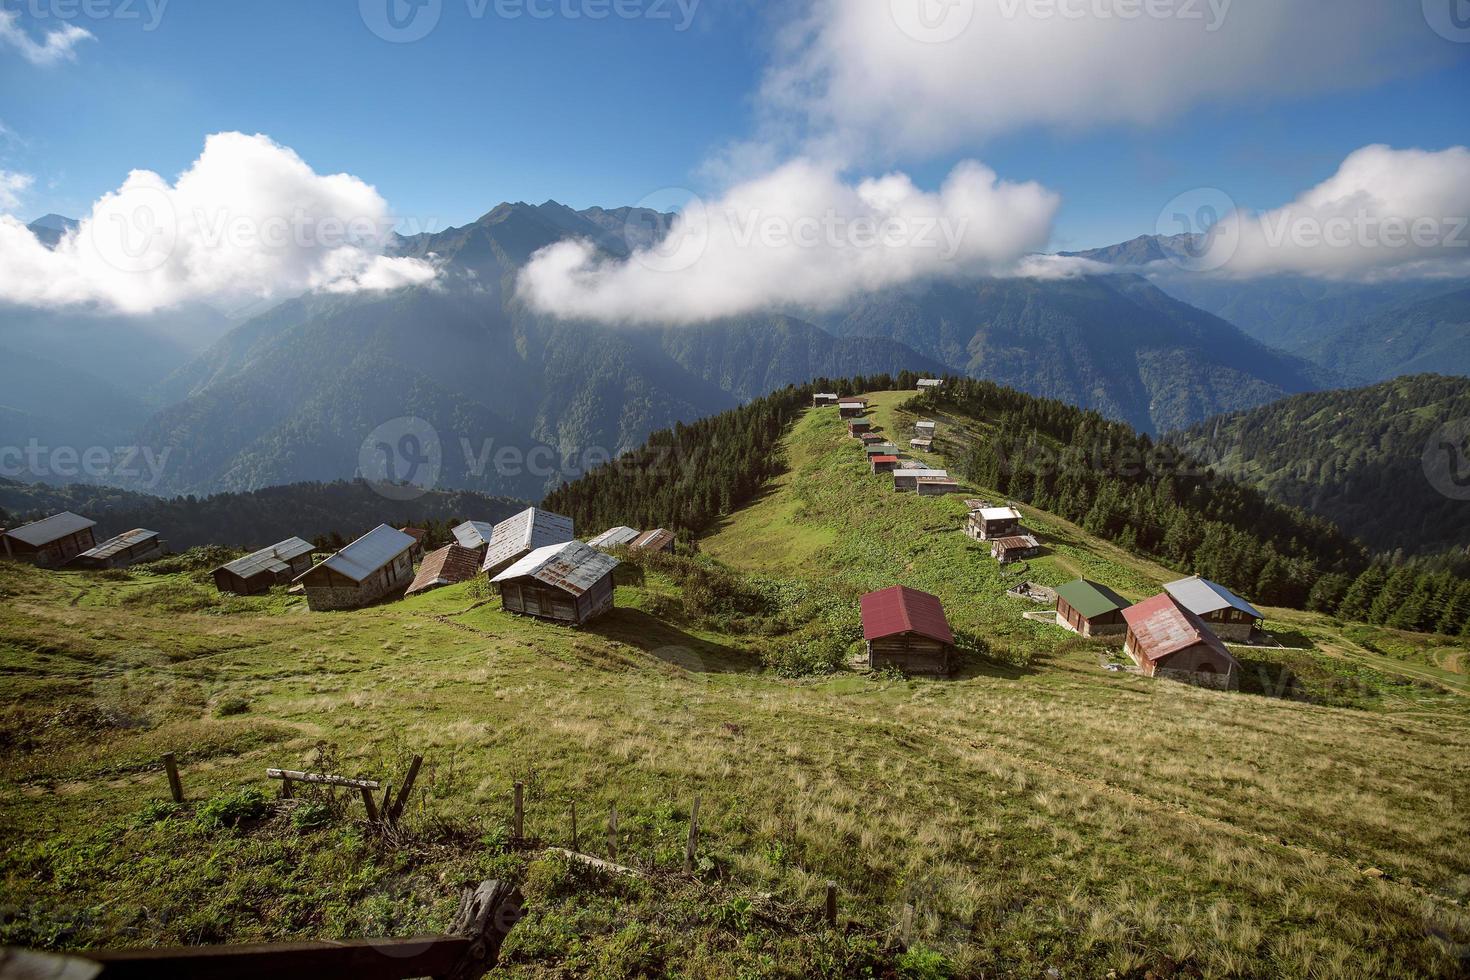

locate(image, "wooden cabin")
[[870, 454, 900, 474], [915, 420, 937, 438], [848, 419, 872, 437], [398, 527, 428, 563], [966, 506, 1021, 541], [293, 525, 417, 611], [405, 543, 485, 597], [452, 520, 496, 551], [1054, 579, 1131, 637], [991, 534, 1041, 564], [630, 528, 676, 553], [492, 540, 620, 626], [858, 432, 885, 446], [917, 379, 943, 390], [910, 437, 933, 453], [916, 476, 961, 496], [1163, 576, 1263, 641], [894, 467, 948, 492], [813, 393, 840, 407], [864, 442, 899, 458], [480, 507, 576, 578], [861, 585, 956, 676], [71, 529, 166, 570], [213, 537, 315, 595], [1, 512, 96, 567], [838, 400, 867, 420], [1122, 594, 1241, 690], [587, 526, 641, 550]]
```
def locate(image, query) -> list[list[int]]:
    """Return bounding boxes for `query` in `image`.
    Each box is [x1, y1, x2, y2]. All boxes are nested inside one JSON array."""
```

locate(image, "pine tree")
[[1367, 567, 1418, 625], [1337, 565, 1387, 622]]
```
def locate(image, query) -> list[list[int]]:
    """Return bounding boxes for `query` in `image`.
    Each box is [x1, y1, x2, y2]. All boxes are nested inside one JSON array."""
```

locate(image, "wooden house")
[[917, 379, 943, 390], [858, 432, 885, 446], [838, 400, 867, 420], [293, 525, 417, 611], [991, 534, 1041, 564], [480, 507, 576, 578], [864, 442, 899, 458], [1, 512, 96, 567], [848, 419, 872, 437], [213, 537, 315, 595], [910, 437, 933, 453], [1122, 593, 1240, 690], [915, 420, 937, 438], [71, 529, 166, 570], [966, 506, 1022, 541], [406, 543, 484, 597], [893, 467, 948, 492], [916, 475, 961, 496], [1163, 576, 1263, 641], [813, 393, 840, 407], [860, 585, 956, 676], [870, 454, 900, 474], [1054, 579, 1131, 637], [492, 540, 620, 626], [587, 526, 641, 550], [630, 528, 676, 553], [452, 520, 496, 552], [398, 526, 428, 563]]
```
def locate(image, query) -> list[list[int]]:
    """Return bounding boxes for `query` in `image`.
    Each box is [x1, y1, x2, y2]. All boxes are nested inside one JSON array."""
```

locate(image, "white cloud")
[[748, 0, 1445, 165], [0, 132, 438, 315], [1195, 145, 1470, 280], [518, 158, 1059, 325], [0, 170, 33, 212], [0, 9, 94, 66]]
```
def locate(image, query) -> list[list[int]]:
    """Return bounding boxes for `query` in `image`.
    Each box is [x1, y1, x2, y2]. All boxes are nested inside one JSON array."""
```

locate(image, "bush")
[[897, 944, 952, 979], [135, 799, 180, 825], [213, 695, 250, 718], [291, 801, 335, 831], [196, 788, 269, 830], [135, 546, 238, 575], [763, 635, 846, 678]]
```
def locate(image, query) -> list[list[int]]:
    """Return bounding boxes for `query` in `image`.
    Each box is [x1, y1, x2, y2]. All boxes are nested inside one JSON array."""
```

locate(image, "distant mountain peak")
[[29, 213, 77, 232]]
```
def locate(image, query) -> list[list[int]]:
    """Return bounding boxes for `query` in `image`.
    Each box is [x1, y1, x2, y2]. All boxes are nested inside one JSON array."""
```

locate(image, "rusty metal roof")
[[480, 508, 575, 573], [491, 540, 620, 596], [4, 511, 95, 547], [452, 520, 496, 549], [219, 537, 314, 579], [992, 535, 1040, 550], [588, 526, 641, 549], [861, 586, 955, 646], [78, 528, 159, 561], [630, 528, 676, 552], [407, 543, 484, 595], [1123, 593, 1236, 664], [306, 525, 416, 583]]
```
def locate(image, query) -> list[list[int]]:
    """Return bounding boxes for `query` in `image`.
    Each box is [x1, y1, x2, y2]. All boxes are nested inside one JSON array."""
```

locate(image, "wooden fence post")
[[388, 754, 423, 824], [683, 793, 702, 873], [513, 782, 524, 841], [900, 903, 914, 945], [162, 752, 183, 804], [607, 804, 618, 863], [359, 786, 379, 823], [570, 801, 579, 853], [825, 882, 838, 927]]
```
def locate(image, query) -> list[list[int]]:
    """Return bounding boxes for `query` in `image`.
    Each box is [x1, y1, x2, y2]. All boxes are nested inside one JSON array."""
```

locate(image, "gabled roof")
[[218, 537, 315, 579], [631, 528, 676, 552], [992, 534, 1040, 550], [976, 506, 1021, 522], [864, 443, 898, 455], [588, 526, 641, 549], [894, 468, 948, 479], [915, 420, 937, 430], [870, 455, 900, 464], [491, 540, 620, 595], [480, 508, 575, 572], [452, 520, 496, 549], [399, 526, 427, 544], [917, 379, 943, 387], [1123, 593, 1238, 665], [78, 529, 159, 560], [4, 511, 95, 547], [406, 543, 484, 595], [1164, 576, 1263, 620], [1055, 579, 1131, 620], [300, 525, 415, 584], [861, 586, 955, 646]]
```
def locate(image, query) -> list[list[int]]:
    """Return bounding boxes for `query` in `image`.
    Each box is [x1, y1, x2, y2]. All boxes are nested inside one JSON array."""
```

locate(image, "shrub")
[[135, 799, 180, 825], [135, 546, 238, 575], [897, 944, 952, 980], [195, 788, 268, 830], [213, 695, 250, 718], [291, 801, 335, 831], [763, 635, 846, 678]]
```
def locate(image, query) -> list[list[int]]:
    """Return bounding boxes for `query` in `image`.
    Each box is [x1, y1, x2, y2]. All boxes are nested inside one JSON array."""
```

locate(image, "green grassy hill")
[[3, 393, 1469, 978]]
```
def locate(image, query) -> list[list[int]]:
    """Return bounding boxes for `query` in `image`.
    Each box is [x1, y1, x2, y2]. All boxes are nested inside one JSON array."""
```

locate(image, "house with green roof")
[[1055, 579, 1132, 637]]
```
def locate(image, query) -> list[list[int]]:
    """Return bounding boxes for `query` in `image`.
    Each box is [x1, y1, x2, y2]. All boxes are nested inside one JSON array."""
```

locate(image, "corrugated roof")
[[993, 535, 1040, 550], [871, 455, 900, 464], [407, 543, 484, 595], [977, 507, 1021, 522], [453, 520, 497, 549], [895, 468, 948, 479], [918, 379, 943, 387], [491, 540, 620, 595], [5, 511, 95, 547], [480, 508, 575, 573], [910, 438, 933, 447], [861, 586, 955, 646], [917, 475, 957, 484], [78, 529, 158, 560], [305, 525, 416, 583], [219, 537, 314, 579], [588, 526, 641, 549], [1055, 579, 1131, 620], [631, 528, 676, 552], [916, 420, 937, 430], [1123, 593, 1237, 664], [1165, 576, 1263, 620], [865, 443, 898, 456]]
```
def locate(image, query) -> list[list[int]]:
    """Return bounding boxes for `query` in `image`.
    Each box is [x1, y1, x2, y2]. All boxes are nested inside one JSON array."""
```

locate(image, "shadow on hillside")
[[950, 653, 1043, 682], [698, 481, 785, 542], [587, 608, 759, 675]]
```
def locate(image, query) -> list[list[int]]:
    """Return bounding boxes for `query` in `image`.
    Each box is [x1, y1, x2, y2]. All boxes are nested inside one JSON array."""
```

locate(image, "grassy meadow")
[[1, 391, 1469, 978]]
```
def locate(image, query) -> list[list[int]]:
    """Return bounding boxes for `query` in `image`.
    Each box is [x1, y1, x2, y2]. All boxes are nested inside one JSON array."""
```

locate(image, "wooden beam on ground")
[[543, 847, 644, 879], [266, 770, 380, 791]]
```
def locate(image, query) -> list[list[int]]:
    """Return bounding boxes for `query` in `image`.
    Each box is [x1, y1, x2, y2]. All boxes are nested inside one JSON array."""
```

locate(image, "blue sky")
[[2, 0, 1468, 250]]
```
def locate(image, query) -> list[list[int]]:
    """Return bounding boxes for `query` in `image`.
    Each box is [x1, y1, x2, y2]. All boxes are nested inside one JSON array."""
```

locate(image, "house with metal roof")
[[966, 506, 1022, 541], [915, 420, 937, 437], [1, 512, 97, 567], [1163, 576, 1264, 641], [293, 525, 418, 611], [492, 540, 620, 625], [452, 520, 497, 552], [847, 419, 872, 437], [1122, 593, 1240, 690], [893, 467, 948, 492], [916, 475, 962, 496], [398, 526, 428, 562], [909, 437, 933, 452], [1054, 579, 1132, 637], [480, 507, 576, 577], [870, 454, 900, 474], [858, 432, 885, 446], [864, 442, 898, 458], [629, 528, 676, 554], [990, 534, 1041, 564], [917, 379, 943, 390], [838, 400, 867, 420], [860, 586, 956, 676], [406, 543, 485, 597], [71, 529, 166, 570], [213, 537, 316, 595], [587, 526, 641, 550], [812, 393, 840, 407]]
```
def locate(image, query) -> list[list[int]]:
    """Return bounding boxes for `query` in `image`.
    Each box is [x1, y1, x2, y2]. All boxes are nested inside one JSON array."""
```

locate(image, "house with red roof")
[[860, 585, 956, 676], [1122, 593, 1240, 690]]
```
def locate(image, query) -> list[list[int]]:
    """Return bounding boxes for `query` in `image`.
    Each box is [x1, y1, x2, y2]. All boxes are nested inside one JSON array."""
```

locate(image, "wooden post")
[[825, 882, 838, 928], [379, 782, 391, 818], [900, 903, 914, 945], [569, 801, 579, 853], [683, 793, 702, 873], [280, 777, 293, 800], [359, 786, 379, 823], [162, 752, 183, 804], [388, 754, 423, 824], [513, 782, 524, 841], [607, 804, 618, 863]]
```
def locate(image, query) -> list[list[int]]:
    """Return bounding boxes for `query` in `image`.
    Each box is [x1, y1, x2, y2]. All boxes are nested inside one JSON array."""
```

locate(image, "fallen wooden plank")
[[543, 847, 645, 878], [266, 770, 380, 790]]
